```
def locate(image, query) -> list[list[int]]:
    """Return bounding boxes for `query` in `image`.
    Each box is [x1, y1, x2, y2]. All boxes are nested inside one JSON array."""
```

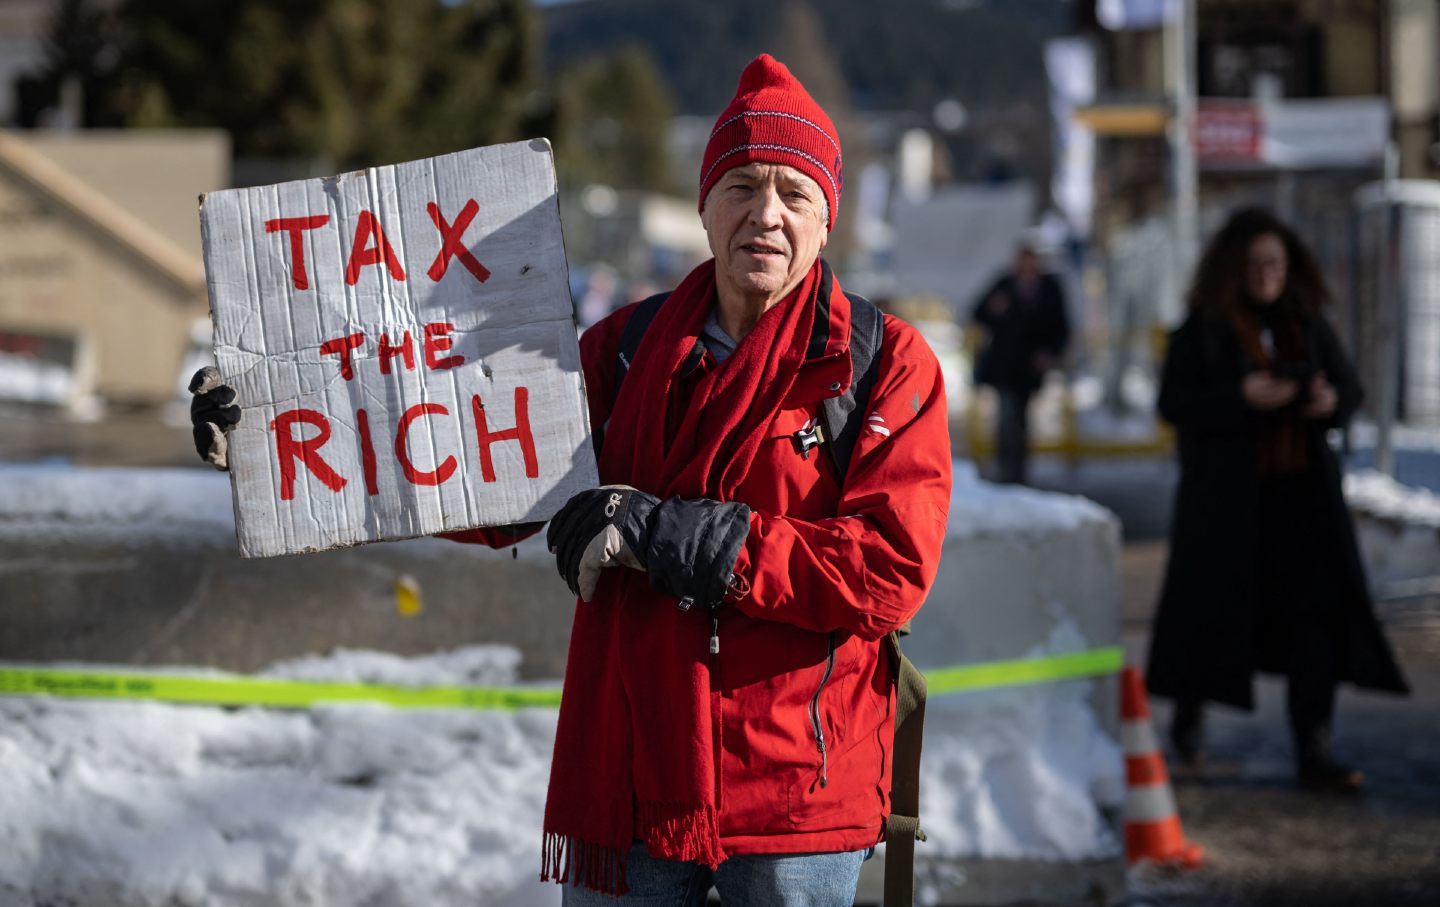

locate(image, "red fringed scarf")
[[541, 258, 841, 894]]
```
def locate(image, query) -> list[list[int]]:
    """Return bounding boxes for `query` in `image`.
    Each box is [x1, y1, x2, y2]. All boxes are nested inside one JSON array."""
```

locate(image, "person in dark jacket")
[[971, 244, 1070, 484], [1146, 207, 1409, 791]]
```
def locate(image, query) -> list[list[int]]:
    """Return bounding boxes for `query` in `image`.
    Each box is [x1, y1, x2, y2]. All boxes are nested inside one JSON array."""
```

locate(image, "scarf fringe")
[[636, 800, 727, 869], [540, 832, 629, 896]]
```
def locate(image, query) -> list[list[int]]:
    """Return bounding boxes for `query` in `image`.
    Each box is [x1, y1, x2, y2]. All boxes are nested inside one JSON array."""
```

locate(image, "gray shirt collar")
[[700, 309, 738, 364]]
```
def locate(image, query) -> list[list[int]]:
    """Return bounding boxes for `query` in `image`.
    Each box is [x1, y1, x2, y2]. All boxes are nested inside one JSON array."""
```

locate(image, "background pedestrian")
[[970, 243, 1070, 484], [1146, 207, 1409, 791]]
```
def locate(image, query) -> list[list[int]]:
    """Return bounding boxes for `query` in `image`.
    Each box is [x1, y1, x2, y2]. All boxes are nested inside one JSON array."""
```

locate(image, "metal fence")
[[1356, 181, 1440, 427]]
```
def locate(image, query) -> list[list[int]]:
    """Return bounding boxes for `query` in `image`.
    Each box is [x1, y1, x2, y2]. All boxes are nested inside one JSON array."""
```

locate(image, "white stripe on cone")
[[1122, 718, 1159, 754], [1125, 783, 1179, 823]]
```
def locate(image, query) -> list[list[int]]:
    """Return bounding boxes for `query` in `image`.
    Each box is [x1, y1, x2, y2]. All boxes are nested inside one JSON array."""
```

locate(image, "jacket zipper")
[[808, 631, 838, 788]]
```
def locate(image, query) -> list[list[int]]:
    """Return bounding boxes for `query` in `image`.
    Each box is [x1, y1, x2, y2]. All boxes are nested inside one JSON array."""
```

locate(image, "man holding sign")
[[194, 55, 951, 906]]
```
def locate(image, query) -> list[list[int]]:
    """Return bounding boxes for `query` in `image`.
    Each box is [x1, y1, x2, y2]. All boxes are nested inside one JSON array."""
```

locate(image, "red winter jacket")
[[449, 292, 951, 855]]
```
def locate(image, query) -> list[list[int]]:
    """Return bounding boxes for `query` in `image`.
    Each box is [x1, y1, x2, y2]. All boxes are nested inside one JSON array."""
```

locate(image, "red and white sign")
[[1197, 97, 1389, 170], [1195, 101, 1263, 163], [200, 140, 597, 558]]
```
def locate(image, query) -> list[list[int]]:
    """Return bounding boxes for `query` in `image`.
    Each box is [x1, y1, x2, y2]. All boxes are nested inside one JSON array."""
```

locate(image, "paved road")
[[1033, 457, 1440, 907]]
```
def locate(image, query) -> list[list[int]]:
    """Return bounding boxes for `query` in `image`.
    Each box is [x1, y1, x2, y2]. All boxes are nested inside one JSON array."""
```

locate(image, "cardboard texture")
[[200, 140, 597, 558]]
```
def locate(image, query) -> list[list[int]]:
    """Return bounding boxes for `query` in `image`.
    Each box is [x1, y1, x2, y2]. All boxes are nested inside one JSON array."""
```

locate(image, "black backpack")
[[606, 288, 929, 907]]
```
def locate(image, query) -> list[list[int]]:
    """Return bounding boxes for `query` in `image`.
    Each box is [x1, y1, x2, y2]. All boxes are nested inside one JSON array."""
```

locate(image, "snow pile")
[[1, 637, 1124, 905], [0, 352, 72, 405], [1345, 468, 1440, 528], [0, 647, 559, 907], [0, 461, 1112, 550], [261, 647, 522, 688], [918, 619, 1125, 863], [0, 461, 1124, 903], [947, 460, 1113, 538], [0, 463, 234, 546]]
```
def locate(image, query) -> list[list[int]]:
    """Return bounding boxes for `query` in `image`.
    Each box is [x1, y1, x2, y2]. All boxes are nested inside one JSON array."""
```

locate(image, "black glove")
[[188, 366, 240, 470], [645, 497, 751, 609], [547, 485, 659, 601], [546, 486, 752, 608]]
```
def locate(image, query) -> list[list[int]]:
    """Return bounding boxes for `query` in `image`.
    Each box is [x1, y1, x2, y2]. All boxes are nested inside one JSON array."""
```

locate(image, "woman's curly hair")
[[1188, 207, 1331, 319]]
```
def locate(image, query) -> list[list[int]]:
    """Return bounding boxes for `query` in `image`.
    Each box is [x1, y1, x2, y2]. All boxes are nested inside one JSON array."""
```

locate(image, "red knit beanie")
[[699, 54, 842, 229]]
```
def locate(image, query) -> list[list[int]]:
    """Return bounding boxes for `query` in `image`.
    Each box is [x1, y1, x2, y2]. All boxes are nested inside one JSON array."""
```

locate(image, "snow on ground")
[[920, 618, 1125, 863], [0, 463, 233, 546], [948, 460, 1113, 537], [0, 647, 560, 907], [0, 460, 1113, 548], [0, 460, 1126, 904], [1, 638, 1123, 906], [1344, 468, 1440, 528], [0, 353, 72, 406]]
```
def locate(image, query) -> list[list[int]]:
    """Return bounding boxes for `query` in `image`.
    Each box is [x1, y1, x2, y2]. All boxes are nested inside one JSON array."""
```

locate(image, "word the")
[[319, 325, 464, 380]]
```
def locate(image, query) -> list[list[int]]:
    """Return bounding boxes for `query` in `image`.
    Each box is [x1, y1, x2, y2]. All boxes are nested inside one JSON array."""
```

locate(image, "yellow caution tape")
[[925, 646, 1125, 695], [0, 646, 1123, 712], [0, 666, 562, 711]]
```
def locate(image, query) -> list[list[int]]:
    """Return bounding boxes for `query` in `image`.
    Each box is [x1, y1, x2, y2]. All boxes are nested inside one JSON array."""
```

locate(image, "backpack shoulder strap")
[[884, 626, 928, 907], [593, 292, 668, 457], [820, 293, 885, 483], [615, 292, 670, 395]]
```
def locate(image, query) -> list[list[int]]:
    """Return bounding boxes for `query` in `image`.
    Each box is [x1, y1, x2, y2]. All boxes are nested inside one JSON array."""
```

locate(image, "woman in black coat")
[[1146, 208, 1408, 791]]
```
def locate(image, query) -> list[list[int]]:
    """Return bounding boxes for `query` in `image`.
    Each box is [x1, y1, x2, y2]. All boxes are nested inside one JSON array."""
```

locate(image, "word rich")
[[269, 326, 539, 502], [265, 199, 491, 290]]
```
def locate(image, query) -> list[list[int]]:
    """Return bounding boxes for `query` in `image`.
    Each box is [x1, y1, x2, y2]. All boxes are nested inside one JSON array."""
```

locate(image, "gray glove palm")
[[546, 485, 658, 601]]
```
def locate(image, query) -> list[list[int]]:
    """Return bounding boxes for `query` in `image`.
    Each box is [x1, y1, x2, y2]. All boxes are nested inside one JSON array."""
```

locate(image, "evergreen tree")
[[93, 0, 539, 169], [18, 0, 125, 128], [552, 45, 676, 193]]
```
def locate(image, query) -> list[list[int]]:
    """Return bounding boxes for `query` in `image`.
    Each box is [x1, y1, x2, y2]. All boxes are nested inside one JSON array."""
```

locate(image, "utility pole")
[[1375, 141, 1401, 477], [1164, 0, 1199, 324]]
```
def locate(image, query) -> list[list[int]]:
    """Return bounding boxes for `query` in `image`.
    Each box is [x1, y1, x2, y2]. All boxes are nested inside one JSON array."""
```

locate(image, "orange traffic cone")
[[1120, 667, 1203, 869]]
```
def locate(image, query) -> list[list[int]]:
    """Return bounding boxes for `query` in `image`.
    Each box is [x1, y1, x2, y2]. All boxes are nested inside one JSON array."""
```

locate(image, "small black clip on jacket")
[[791, 422, 826, 460]]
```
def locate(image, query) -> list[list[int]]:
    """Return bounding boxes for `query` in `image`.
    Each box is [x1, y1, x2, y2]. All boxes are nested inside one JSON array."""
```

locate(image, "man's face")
[[701, 163, 829, 306]]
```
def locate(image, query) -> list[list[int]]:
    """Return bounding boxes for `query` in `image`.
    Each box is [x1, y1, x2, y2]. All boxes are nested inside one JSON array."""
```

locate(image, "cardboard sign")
[[200, 140, 597, 558]]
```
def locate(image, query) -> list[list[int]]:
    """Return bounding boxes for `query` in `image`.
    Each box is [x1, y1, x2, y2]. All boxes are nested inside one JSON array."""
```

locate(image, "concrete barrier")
[[0, 465, 577, 678]]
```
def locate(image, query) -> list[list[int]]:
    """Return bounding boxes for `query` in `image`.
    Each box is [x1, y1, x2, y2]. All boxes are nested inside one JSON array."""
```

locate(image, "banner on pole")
[[200, 140, 597, 558], [1197, 98, 1390, 170]]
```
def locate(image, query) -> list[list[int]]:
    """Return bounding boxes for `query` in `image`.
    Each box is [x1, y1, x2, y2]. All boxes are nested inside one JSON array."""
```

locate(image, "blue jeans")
[[561, 842, 873, 906]]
